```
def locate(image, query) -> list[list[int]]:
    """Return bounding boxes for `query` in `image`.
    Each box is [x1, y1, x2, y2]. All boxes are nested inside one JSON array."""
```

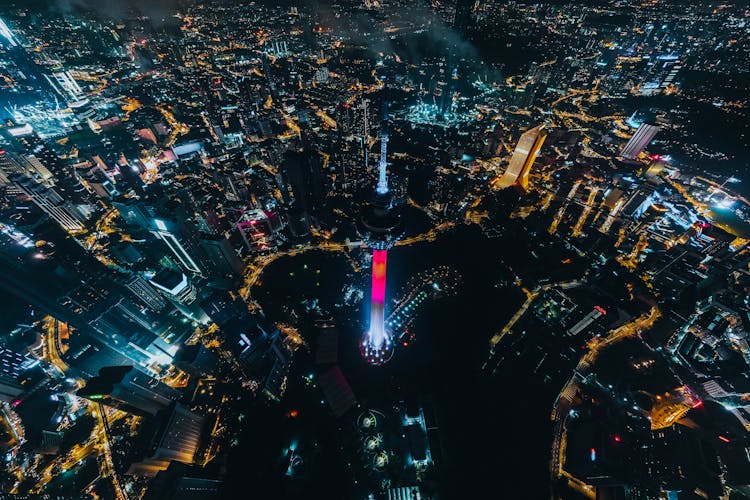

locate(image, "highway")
[[36, 317, 127, 498], [95, 404, 127, 500], [27, 404, 128, 497], [44, 317, 70, 375]]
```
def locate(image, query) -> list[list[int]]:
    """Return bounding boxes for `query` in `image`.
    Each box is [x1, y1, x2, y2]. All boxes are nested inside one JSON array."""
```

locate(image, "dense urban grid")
[[0, 0, 749, 498]]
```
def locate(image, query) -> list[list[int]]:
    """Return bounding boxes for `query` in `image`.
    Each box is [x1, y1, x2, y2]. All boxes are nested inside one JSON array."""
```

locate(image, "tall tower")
[[359, 79, 403, 365], [510, 124, 546, 192], [0, 17, 19, 47], [621, 123, 660, 160], [10, 173, 86, 233], [495, 124, 547, 192]]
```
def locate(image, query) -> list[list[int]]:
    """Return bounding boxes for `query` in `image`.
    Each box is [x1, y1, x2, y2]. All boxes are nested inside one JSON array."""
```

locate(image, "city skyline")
[[0, 0, 749, 499]]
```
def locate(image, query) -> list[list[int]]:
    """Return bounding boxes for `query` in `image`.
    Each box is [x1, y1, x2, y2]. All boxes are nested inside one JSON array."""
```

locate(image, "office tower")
[[22, 155, 54, 185], [639, 58, 683, 95], [262, 334, 293, 401], [149, 403, 205, 464], [115, 198, 219, 277], [0, 18, 48, 90], [0, 225, 173, 372], [1, 151, 54, 187], [315, 66, 329, 84], [358, 79, 404, 365], [87, 293, 178, 365], [44, 70, 84, 102], [0, 17, 18, 47], [236, 208, 285, 253], [279, 134, 325, 215], [0, 346, 27, 403], [265, 39, 288, 57], [355, 98, 371, 140], [280, 151, 308, 209], [124, 274, 170, 312], [152, 218, 207, 275], [621, 123, 660, 160], [174, 345, 219, 377], [150, 269, 210, 324], [0, 151, 24, 185], [496, 124, 547, 192], [199, 292, 243, 327], [129, 403, 206, 477], [77, 365, 180, 416], [10, 173, 86, 233], [112, 199, 154, 229], [199, 235, 243, 277]]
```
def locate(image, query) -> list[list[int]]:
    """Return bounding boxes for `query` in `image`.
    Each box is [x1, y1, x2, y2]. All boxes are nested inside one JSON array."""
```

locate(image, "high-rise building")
[[22, 155, 54, 185], [199, 235, 243, 278], [77, 365, 181, 416], [128, 403, 206, 476], [621, 123, 660, 160], [150, 269, 209, 324], [147, 403, 205, 464], [174, 345, 219, 377], [236, 208, 285, 253], [0, 225, 174, 372], [358, 79, 404, 365], [44, 70, 84, 102], [0, 150, 24, 185], [0, 17, 19, 47], [124, 275, 170, 313], [279, 139, 325, 217], [0, 346, 28, 403], [152, 218, 207, 275], [0, 151, 52, 186], [495, 124, 547, 192], [10, 173, 86, 233], [114, 199, 218, 277]]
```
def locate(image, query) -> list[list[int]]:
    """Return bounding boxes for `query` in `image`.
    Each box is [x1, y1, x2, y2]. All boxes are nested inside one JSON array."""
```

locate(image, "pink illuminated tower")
[[359, 78, 403, 365]]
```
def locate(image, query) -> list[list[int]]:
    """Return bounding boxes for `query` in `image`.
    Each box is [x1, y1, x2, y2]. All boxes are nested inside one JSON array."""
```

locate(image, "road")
[[488, 280, 583, 352], [549, 180, 582, 235], [240, 222, 456, 300], [548, 306, 660, 498], [44, 317, 69, 375]]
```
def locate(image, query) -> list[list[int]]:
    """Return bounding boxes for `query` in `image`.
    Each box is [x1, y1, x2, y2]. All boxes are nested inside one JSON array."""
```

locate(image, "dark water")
[[228, 225, 580, 499]]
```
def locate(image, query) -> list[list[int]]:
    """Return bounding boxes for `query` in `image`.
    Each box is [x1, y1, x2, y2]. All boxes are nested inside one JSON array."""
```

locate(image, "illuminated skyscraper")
[[150, 269, 210, 324], [10, 173, 86, 233], [44, 70, 84, 102], [0, 18, 19, 47], [0, 346, 27, 403], [496, 124, 547, 192], [150, 217, 212, 276], [124, 274, 170, 312], [621, 123, 660, 160], [359, 79, 403, 365]]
